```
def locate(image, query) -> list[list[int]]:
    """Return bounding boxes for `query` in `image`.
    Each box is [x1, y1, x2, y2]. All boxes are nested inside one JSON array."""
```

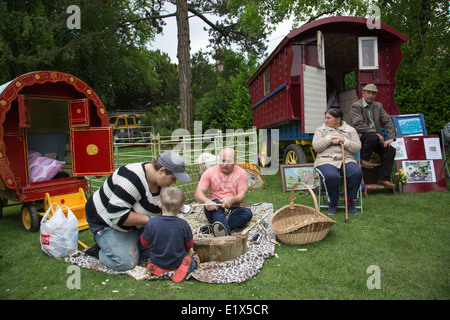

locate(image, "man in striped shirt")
[[85, 151, 190, 271]]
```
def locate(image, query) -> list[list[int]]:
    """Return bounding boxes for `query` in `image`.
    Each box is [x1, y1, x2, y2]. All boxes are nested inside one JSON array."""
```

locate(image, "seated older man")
[[350, 84, 396, 188]]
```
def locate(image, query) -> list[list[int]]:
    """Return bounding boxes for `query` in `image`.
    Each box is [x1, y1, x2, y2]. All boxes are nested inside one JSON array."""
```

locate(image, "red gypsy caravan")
[[246, 16, 408, 165], [0, 71, 114, 231]]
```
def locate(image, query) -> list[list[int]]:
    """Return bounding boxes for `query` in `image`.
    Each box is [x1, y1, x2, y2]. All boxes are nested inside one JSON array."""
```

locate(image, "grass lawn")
[[0, 171, 449, 301]]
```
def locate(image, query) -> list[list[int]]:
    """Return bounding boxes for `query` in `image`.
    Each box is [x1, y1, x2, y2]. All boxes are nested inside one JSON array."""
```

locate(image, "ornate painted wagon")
[[0, 71, 114, 231], [246, 16, 408, 166]]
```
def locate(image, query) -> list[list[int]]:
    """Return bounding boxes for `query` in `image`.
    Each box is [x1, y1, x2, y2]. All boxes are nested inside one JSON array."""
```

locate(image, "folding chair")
[[316, 166, 363, 214]]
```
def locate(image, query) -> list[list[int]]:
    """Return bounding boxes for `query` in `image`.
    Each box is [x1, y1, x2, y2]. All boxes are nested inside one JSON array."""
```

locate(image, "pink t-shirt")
[[198, 165, 248, 201]]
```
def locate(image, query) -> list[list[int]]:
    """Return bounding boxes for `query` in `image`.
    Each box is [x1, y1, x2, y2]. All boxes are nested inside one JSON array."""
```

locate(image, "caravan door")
[[301, 31, 327, 134], [70, 127, 114, 177]]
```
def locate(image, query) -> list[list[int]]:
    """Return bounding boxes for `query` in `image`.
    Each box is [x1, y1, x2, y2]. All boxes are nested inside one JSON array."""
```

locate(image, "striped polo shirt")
[[85, 163, 161, 232]]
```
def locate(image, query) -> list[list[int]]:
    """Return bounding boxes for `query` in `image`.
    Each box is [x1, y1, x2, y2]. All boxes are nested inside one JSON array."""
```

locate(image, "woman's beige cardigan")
[[312, 121, 362, 168]]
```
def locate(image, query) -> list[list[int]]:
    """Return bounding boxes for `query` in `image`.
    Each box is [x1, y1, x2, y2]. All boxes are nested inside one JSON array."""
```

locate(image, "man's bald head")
[[218, 148, 236, 175]]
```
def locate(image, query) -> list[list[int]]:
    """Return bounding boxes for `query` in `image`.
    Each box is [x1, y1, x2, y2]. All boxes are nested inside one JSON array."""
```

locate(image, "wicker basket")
[[269, 182, 335, 245]]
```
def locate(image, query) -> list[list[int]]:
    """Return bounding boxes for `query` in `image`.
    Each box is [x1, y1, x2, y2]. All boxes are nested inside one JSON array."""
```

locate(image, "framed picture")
[[402, 160, 436, 183], [280, 163, 319, 192], [391, 114, 427, 137]]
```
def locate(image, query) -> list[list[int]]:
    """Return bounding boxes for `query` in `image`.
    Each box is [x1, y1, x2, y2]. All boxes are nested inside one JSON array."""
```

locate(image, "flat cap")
[[363, 84, 378, 92]]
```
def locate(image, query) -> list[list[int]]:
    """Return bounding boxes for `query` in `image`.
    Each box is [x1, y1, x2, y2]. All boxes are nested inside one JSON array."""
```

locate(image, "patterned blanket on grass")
[[65, 203, 275, 284]]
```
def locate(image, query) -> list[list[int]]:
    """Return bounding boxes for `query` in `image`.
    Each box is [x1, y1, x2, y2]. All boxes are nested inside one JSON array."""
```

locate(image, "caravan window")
[[358, 37, 378, 70]]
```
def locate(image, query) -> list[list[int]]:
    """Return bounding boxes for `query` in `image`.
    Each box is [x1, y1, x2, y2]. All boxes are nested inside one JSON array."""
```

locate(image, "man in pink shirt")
[[195, 148, 253, 237]]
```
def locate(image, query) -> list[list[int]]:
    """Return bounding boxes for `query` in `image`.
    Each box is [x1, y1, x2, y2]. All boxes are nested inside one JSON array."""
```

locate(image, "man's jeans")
[[204, 199, 252, 234], [90, 223, 150, 272]]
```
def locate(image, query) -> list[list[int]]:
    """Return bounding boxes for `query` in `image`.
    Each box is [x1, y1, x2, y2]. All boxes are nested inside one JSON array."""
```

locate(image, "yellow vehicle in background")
[[108, 111, 153, 143]]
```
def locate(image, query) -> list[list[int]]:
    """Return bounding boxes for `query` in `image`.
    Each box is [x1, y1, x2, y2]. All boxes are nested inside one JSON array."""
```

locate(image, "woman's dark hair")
[[326, 108, 344, 120]]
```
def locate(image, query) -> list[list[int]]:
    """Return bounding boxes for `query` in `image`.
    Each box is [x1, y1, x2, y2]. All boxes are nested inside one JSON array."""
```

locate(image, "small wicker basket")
[[269, 182, 335, 245]]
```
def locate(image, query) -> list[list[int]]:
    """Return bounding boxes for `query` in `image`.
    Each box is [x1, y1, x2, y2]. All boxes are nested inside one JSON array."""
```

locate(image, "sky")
[[147, 10, 296, 64]]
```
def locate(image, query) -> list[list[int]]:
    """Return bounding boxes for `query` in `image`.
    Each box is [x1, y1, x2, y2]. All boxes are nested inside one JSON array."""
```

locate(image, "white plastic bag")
[[40, 203, 79, 259]]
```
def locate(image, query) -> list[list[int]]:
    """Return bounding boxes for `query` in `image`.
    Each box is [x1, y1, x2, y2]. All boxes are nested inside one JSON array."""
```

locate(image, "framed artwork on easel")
[[280, 164, 319, 192]]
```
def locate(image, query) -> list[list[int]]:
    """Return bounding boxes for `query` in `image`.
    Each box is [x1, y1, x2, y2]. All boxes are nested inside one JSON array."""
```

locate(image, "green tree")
[[191, 51, 218, 104], [194, 50, 257, 131], [0, 0, 271, 131], [0, 0, 164, 110], [114, 49, 179, 111], [142, 104, 181, 136], [114, 0, 270, 130], [379, 0, 450, 134], [227, 0, 369, 27]]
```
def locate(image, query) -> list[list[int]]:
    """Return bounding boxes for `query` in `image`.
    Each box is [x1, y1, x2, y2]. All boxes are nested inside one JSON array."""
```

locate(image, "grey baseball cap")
[[157, 151, 191, 183]]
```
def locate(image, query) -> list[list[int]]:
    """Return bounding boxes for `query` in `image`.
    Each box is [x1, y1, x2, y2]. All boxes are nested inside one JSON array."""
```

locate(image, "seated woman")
[[312, 109, 363, 215]]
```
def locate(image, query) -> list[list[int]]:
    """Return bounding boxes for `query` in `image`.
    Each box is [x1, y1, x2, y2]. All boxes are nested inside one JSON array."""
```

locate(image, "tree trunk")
[[193, 234, 248, 262], [176, 0, 193, 131]]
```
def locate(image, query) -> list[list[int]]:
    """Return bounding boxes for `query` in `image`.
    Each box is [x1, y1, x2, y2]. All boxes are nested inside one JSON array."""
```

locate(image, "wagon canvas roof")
[[246, 16, 408, 86], [0, 70, 109, 189], [0, 80, 13, 96]]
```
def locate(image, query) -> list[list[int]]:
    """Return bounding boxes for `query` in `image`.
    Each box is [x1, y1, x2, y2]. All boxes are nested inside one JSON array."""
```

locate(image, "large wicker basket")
[[269, 182, 335, 245]]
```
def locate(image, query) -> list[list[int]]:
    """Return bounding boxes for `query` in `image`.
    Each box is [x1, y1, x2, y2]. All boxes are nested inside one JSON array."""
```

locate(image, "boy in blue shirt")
[[140, 187, 199, 282]]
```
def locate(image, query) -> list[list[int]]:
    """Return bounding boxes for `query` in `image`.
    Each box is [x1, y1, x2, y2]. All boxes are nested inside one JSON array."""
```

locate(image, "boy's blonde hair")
[[160, 187, 185, 214]]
